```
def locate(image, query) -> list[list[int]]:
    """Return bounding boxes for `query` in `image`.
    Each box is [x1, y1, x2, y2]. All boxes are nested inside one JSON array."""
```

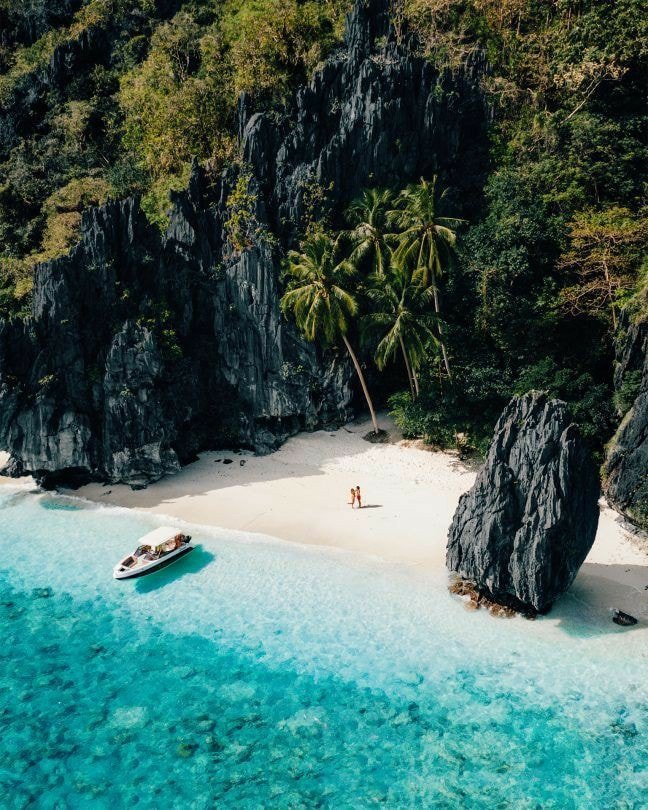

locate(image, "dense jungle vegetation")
[[0, 0, 646, 457]]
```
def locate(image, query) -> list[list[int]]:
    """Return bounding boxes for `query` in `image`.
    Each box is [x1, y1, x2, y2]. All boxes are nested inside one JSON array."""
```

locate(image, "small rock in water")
[[176, 741, 198, 758], [612, 609, 637, 626], [214, 459, 222, 463], [240, 460, 246, 466], [31, 587, 53, 599], [223, 458, 233, 465]]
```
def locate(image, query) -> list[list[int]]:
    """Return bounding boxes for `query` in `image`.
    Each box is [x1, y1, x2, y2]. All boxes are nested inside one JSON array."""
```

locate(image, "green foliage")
[[222, 0, 348, 100], [613, 370, 642, 417], [388, 390, 459, 447], [558, 207, 648, 329], [136, 301, 184, 362], [388, 0, 648, 456], [513, 357, 614, 452], [346, 188, 393, 276], [224, 172, 260, 252], [299, 176, 335, 236], [281, 231, 357, 345], [118, 8, 237, 226]]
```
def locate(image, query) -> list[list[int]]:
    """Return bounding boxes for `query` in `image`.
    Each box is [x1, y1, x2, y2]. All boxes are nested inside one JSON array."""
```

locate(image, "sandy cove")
[[2, 414, 646, 625], [64, 414, 647, 626]]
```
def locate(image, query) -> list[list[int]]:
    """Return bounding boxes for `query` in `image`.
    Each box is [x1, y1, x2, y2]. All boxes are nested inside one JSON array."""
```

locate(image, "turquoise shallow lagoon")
[[1, 486, 647, 808]]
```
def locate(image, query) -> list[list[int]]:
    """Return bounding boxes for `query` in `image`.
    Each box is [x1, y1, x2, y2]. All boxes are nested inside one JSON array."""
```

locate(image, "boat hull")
[[113, 545, 194, 580]]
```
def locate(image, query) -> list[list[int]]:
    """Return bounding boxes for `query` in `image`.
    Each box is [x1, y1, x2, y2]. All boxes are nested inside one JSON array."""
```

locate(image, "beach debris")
[[223, 459, 233, 465], [447, 392, 599, 614], [363, 428, 389, 443], [611, 609, 638, 626]]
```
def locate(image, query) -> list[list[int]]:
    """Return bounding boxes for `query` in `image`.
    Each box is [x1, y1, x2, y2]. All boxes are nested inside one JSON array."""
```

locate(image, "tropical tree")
[[364, 264, 440, 398], [346, 188, 393, 276], [558, 206, 647, 330], [280, 231, 380, 433], [389, 176, 463, 379]]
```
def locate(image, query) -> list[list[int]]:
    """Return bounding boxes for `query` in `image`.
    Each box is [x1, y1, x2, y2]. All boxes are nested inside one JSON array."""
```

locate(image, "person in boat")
[[355, 485, 362, 508], [349, 487, 356, 507], [173, 534, 185, 550]]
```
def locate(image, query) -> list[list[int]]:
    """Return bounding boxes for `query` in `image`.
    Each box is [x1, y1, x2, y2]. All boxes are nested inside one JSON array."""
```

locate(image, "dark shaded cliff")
[[0, 0, 489, 486], [604, 313, 648, 528]]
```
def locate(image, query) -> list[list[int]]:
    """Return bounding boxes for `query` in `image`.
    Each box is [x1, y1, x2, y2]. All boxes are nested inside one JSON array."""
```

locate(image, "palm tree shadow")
[[135, 547, 215, 594]]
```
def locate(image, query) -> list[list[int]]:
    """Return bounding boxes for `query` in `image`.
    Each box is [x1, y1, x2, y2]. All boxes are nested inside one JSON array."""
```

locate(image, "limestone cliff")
[[604, 313, 648, 529], [0, 0, 489, 486]]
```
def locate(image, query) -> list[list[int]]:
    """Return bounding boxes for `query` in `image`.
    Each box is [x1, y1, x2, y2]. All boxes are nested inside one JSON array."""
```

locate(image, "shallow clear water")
[[1, 487, 646, 808]]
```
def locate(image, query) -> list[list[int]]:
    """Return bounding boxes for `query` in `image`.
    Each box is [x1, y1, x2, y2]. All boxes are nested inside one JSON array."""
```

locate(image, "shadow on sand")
[[135, 547, 215, 594], [550, 561, 648, 637]]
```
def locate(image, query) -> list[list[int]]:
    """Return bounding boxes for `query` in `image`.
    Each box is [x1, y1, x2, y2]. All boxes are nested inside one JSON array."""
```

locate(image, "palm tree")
[[389, 176, 463, 380], [280, 231, 380, 434], [346, 188, 393, 277], [364, 264, 439, 398]]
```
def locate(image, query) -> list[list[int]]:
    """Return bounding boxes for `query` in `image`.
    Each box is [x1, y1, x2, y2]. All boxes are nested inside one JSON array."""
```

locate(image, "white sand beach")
[[2, 414, 647, 625], [68, 414, 648, 625]]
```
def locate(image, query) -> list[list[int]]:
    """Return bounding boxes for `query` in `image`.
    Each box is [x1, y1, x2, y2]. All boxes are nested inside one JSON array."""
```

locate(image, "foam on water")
[[1, 487, 646, 808]]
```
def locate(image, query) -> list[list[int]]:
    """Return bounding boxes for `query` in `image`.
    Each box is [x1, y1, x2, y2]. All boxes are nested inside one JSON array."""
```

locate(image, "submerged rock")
[[604, 312, 648, 529], [446, 392, 600, 613]]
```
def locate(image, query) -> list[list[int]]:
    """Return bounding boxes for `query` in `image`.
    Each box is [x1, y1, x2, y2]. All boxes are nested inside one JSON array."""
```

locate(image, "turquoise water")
[[1, 487, 646, 808]]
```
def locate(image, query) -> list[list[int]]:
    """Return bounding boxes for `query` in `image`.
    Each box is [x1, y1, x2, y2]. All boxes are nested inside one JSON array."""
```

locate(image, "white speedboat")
[[113, 526, 194, 580]]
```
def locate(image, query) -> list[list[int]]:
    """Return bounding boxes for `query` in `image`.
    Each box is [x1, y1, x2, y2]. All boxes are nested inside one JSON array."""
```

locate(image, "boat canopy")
[[135, 526, 181, 549]]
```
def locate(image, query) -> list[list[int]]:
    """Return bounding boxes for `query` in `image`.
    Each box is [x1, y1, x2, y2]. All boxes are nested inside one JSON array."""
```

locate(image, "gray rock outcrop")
[[447, 392, 600, 613], [604, 313, 648, 529], [0, 169, 352, 487]]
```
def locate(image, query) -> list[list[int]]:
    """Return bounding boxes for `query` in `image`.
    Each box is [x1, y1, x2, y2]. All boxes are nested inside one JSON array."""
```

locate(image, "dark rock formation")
[[604, 313, 648, 528], [612, 609, 638, 627], [447, 392, 600, 613], [0, 0, 489, 487], [242, 0, 489, 241], [0, 169, 352, 487], [0, 1, 81, 48]]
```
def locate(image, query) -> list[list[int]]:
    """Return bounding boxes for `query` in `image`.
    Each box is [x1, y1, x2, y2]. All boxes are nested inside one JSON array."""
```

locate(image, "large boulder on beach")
[[446, 392, 600, 613]]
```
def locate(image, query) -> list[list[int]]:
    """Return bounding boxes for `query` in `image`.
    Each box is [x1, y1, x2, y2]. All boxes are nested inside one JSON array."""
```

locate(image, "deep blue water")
[[1, 487, 646, 808]]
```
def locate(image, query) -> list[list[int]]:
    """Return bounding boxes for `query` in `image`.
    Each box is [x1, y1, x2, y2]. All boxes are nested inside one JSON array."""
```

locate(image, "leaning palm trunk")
[[399, 335, 415, 397], [411, 364, 420, 398], [342, 334, 380, 434], [432, 285, 452, 381]]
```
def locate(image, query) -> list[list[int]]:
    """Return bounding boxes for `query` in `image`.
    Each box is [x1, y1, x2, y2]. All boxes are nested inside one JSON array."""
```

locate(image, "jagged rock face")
[[605, 314, 648, 528], [0, 0, 489, 486], [447, 392, 600, 613], [0, 1, 81, 48], [0, 172, 352, 487], [242, 0, 489, 239]]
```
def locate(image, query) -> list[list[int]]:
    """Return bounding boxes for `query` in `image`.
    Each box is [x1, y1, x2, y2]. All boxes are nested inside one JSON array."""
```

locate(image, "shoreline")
[[2, 415, 647, 626], [73, 416, 477, 569]]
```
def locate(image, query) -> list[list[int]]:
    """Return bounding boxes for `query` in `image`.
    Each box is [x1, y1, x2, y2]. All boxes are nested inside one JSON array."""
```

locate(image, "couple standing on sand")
[[349, 486, 362, 509]]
